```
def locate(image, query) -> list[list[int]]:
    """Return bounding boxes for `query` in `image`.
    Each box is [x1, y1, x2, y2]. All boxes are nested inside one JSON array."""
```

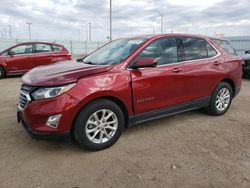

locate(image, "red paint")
[[18, 34, 242, 134], [0, 42, 71, 75]]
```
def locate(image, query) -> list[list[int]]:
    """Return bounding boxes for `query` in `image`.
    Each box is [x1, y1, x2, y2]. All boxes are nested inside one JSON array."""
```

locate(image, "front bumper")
[[20, 119, 71, 142], [17, 92, 81, 142]]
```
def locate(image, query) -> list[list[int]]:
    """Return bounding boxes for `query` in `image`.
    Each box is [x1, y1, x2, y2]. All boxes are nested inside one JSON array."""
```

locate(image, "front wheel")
[[73, 99, 124, 151], [206, 82, 233, 116], [0, 67, 5, 79]]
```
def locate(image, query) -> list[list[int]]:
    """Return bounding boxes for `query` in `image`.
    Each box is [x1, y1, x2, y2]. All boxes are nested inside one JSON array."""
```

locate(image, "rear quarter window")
[[52, 45, 62, 52], [212, 39, 236, 55], [206, 42, 218, 57]]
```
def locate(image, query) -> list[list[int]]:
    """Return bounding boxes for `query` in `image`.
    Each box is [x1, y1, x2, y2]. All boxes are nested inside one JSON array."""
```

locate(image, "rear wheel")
[[0, 67, 5, 79], [73, 99, 124, 151], [206, 82, 233, 116]]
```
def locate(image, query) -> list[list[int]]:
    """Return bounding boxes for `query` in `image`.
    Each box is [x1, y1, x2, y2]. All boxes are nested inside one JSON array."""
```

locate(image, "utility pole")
[[9, 25, 12, 39], [85, 24, 88, 41], [109, 0, 112, 41], [26, 22, 32, 39], [78, 29, 81, 41], [4, 27, 7, 38], [88, 22, 91, 41], [160, 13, 163, 34]]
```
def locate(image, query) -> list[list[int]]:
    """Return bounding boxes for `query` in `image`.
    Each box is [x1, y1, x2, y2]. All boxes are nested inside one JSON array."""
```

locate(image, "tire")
[[73, 99, 124, 151], [206, 82, 233, 116], [0, 66, 5, 79]]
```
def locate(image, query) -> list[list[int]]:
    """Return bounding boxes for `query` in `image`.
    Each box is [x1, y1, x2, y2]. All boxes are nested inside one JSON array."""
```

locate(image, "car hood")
[[22, 60, 113, 86]]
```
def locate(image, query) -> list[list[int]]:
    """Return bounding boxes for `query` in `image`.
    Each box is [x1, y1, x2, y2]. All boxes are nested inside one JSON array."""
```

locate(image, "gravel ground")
[[0, 77, 250, 188]]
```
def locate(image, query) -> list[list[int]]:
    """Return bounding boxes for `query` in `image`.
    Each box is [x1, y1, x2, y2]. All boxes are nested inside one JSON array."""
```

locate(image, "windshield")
[[83, 38, 146, 65]]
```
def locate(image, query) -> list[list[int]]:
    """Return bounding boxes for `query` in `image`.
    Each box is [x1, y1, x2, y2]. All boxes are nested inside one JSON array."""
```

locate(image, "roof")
[[125, 33, 212, 40], [14, 41, 63, 46]]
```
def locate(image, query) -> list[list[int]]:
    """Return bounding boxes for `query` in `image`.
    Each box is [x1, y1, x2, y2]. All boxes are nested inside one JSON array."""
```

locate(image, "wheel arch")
[[221, 78, 236, 97], [70, 95, 130, 135], [0, 65, 6, 77]]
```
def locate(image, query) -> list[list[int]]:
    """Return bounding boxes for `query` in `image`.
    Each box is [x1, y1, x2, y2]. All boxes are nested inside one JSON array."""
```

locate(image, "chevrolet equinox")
[[17, 34, 242, 150]]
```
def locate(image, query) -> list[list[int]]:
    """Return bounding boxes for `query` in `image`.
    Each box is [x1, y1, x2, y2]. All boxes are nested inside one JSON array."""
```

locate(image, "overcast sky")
[[0, 0, 249, 41]]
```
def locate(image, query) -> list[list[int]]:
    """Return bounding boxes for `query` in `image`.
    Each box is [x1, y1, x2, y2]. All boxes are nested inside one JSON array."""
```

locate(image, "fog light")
[[46, 114, 62, 128]]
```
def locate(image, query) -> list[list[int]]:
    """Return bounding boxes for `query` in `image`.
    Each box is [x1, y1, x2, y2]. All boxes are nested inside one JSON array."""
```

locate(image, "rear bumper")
[[20, 120, 71, 142]]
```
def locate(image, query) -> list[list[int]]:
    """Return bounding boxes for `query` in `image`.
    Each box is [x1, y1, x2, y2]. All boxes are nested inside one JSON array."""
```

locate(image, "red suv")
[[17, 34, 242, 150], [0, 42, 71, 78]]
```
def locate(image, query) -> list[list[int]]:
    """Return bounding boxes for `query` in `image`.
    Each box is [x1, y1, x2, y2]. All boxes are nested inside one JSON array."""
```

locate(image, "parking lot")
[[0, 77, 249, 188]]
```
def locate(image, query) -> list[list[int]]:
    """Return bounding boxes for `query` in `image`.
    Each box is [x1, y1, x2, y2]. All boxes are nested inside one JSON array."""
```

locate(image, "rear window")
[[212, 39, 236, 55], [35, 44, 52, 53], [181, 37, 210, 61]]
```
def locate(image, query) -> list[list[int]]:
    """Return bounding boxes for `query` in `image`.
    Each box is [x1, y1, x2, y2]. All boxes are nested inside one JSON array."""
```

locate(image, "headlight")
[[31, 83, 76, 100]]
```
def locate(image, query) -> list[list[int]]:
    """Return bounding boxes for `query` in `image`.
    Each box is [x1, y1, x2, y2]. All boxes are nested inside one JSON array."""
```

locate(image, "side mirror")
[[8, 51, 15, 56], [132, 58, 157, 69], [245, 50, 250, 54]]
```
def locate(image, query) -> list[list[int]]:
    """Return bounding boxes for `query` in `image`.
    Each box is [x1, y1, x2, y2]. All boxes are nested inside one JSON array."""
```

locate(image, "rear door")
[[33, 43, 53, 67], [130, 37, 186, 115], [180, 37, 223, 101], [2, 44, 34, 74]]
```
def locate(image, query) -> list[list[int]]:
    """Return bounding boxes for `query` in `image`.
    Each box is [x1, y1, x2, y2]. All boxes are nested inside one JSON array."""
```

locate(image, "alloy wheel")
[[215, 88, 231, 112], [85, 109, 118, 144]]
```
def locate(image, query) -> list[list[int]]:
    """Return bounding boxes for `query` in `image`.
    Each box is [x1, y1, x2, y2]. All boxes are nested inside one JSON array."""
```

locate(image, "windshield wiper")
[[84, 61, 93, 65], [76, 58, 94, 65]]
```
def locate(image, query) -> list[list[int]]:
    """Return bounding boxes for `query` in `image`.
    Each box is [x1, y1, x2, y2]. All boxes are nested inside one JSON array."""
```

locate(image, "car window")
[[11, 45, 33, 55], [83, 38, 146, 65], [35, 44, 52, 53], [1, 51, 9, 56], [138, 37, 178, 65], [206, 42, 218, 57], [52, 45, 62, 52], [212, 39, 236, 55], [181, 37, 208, 61]]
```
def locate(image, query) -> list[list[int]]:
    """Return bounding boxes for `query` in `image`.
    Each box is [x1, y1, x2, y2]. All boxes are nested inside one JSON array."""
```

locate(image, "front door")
[[3, 44, 34, 74], [130, 37, 186, 115]]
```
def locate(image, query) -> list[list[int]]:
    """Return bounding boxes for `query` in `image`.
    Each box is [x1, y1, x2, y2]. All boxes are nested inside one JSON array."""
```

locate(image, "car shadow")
[[4, 75, 22, 79], [20, 109, 207, 153]]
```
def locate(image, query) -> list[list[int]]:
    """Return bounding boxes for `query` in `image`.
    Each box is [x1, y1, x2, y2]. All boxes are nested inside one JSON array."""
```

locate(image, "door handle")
[[213, 61, 221, 66], [172, 68, 183, 73]]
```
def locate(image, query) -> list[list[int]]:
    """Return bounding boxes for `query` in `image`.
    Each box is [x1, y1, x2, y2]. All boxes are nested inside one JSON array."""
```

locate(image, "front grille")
[[18, 84, 36, 110], [19, 93, 28, 109]]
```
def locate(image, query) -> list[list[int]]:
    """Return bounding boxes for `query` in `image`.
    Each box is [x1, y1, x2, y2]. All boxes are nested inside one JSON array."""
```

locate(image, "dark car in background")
[[0, 42, 71, 79], [242, 50, 250, 77]]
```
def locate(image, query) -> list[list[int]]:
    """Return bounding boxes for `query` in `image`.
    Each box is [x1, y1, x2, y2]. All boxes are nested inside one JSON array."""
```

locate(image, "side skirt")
[[128, 97, 210, 127]]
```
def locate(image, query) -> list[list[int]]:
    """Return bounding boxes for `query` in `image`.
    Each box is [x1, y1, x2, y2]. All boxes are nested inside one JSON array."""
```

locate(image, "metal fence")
[[225, 36, 250, 56], [1, 36, 250, 56], [0, 38, 106, 57]]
